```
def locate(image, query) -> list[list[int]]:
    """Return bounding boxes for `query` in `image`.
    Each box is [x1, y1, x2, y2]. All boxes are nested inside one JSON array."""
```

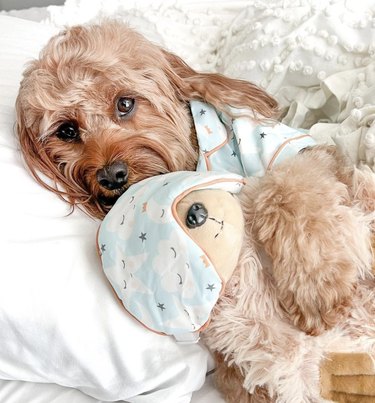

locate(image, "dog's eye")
[[56, 121, 80, 142], [117, 97, 135, 117]]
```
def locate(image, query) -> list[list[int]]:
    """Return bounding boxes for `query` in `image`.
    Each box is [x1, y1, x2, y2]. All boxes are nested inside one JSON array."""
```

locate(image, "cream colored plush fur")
[[203, 147, 375, 402], [176, 189, 244, 283]]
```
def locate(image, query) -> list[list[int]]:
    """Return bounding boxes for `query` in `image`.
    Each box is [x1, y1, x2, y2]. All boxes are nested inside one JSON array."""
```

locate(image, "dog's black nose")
[[186, 203, 208, 229], [96, 161, 128, 190]]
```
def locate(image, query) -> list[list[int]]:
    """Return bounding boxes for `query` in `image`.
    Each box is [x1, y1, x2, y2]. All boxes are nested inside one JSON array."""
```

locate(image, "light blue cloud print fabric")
[[190, 100, 316, 176], [98, 171, 244, 343]]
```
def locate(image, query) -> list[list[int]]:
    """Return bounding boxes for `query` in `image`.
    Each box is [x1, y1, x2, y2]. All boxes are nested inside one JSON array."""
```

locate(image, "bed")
[[1, 1, 375, 402]]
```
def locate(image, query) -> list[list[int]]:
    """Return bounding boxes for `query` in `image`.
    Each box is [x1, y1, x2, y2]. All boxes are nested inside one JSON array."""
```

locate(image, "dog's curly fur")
[[16, 21, 375, 401], [16, 21, 277, 219]]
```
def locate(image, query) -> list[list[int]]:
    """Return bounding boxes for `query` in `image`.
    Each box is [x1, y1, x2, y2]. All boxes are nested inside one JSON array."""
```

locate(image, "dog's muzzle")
[[96, 161, 128, 190]]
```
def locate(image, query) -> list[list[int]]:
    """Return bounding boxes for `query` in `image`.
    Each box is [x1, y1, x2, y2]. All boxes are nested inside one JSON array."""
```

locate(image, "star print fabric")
[[191, 100, 316, 176], [98, 171, 244, 341]]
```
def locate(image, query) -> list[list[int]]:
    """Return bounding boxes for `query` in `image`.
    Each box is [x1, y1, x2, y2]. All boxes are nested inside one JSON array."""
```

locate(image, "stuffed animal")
[[202, 149, 375, 403], [97, 170, 245, 343], [98, 166, 375, 402]]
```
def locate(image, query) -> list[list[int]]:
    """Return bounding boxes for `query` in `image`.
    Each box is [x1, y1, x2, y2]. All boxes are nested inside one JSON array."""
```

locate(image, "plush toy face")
[[98, 171, 245, 341], [176, 189, 244, 283]]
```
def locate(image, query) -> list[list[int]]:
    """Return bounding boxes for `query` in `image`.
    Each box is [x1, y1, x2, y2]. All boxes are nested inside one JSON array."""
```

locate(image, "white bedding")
[[0, 375, 223, 403], [1, 1, 375, 402]]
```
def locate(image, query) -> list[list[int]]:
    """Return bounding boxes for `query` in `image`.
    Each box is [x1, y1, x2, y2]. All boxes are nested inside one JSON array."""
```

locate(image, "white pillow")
[[0, 15, 212, 403]]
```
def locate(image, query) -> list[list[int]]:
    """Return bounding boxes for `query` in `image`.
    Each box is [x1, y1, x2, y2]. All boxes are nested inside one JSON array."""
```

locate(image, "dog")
[[15, 20, 277, 219], [16, 20, 375, 401]]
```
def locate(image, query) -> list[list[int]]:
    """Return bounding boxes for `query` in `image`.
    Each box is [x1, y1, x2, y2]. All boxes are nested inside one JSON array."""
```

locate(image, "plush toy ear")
[[176, 189, 244, 283], [161, 49, 279, 120]]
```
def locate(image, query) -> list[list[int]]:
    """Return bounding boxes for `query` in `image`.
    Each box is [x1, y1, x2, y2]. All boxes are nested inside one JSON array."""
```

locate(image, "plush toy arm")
[[320, 353, 375, 403], [203, 240, 326, 402], [251, 148, 373, 335]]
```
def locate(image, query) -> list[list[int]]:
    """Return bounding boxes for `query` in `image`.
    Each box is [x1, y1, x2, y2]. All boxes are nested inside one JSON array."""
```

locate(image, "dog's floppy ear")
[[161, 49, 279, 119], [15, 99, 102, 218], [16, 102, 62, 196]]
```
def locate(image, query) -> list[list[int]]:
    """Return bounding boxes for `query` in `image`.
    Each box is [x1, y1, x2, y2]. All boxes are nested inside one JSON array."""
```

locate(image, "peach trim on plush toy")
[[267, 134, 313, 171], [202, 137, 230, 171], [96, 177, 245, 339], [171, 177, 245, 333], [172, 178, 244, 283]]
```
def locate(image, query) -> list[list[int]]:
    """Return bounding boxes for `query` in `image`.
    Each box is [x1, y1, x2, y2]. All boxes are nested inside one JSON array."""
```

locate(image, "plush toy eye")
[[56, 121, 80, 142], [117, 97, 135, 117], [186, 203, 208, 229]]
